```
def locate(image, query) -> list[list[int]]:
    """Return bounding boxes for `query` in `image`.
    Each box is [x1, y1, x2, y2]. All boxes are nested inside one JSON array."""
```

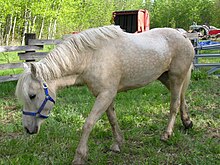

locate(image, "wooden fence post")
[[25, 33, 36, 62]]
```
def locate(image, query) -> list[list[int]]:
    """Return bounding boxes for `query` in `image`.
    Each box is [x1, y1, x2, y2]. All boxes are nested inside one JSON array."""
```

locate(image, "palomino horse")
[[16, 25, 194, 164]]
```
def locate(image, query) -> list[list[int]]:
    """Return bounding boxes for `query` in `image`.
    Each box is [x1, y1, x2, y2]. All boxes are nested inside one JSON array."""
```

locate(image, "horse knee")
[[171, 97, 181, 114], [82, 120, 94, 132]]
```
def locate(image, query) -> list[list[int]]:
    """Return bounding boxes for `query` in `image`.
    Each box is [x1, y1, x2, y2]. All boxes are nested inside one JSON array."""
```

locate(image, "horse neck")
[[38, 46, 88, 81], [47, 74, 84, 91]]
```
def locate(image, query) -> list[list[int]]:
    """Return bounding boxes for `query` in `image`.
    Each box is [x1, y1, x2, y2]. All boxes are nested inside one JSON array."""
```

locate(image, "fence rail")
[[0, 33, 66, 83], [28, 39, 62, 46], [18, 52, 48, 61], [194, 40, 220, 76], [0, 62, 24, 70], [0, 74, 22, 82], [0, 45, 43, 53]]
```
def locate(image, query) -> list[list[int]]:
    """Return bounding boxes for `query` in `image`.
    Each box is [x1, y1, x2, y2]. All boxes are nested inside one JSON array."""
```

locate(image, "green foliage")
[[150, 0, 218, 29], [191, 69, 209, 80], [0, 77, 219, 164]]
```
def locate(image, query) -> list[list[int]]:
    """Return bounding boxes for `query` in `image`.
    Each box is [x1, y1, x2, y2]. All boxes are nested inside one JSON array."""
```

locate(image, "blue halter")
[[22, 83, 55, 119]]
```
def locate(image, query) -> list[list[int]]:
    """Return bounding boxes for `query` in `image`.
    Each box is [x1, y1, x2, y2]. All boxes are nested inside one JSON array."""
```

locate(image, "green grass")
[[0, 73, 219, 165], [1, 42, 220, 164], [0, 52, 23, 76]]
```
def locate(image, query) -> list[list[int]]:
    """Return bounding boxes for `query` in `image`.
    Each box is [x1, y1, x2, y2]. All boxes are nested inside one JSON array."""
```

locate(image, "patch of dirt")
[[206, 127, 220, 139], [4, 105, 17, 111], [0, 132, 23, 141], [1, 108, 20, 124]]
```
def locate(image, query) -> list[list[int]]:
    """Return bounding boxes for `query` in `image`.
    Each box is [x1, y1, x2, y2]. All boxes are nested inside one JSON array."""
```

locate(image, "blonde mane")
[[16, 70, 32, 104], [33, 25, 124, 81]]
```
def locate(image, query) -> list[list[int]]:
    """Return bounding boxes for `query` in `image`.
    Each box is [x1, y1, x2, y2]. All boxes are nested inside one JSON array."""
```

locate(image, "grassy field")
[[0, 45, 220, 164], [0, 71, 219, 165]]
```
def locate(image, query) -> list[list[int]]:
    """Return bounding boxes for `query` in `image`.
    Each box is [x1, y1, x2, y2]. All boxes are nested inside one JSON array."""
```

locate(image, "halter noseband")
[[22, 83, 55, 119]]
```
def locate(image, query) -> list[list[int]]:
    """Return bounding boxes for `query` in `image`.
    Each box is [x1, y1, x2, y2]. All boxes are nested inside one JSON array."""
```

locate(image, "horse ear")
[[30, 62, 37, 78]]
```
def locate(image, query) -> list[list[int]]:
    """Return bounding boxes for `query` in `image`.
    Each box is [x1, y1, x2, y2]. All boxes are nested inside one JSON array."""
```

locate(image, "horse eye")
[[29, 94, 36, 100]]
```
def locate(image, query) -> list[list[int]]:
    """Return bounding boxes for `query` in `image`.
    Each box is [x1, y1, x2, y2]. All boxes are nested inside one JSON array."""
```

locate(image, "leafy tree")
[[150, 0, 218, 29], [0, 0, 220, 45]]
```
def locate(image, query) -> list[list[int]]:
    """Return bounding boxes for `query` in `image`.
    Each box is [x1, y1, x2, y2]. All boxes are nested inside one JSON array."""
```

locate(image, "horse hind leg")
[[158, 70, 193, 129], [106, 102, 124, 152], [161, 73, 185, 141], [180, 65, 193, 129], [158, 71, 170, 90]]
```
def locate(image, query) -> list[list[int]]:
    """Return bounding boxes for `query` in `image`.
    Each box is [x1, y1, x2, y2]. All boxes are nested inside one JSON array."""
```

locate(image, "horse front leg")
[[106, 102, 124, 152], [72, 90, 116, 165]]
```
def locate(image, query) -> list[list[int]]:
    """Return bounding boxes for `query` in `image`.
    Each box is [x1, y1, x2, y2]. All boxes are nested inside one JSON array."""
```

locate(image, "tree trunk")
[[5, 14, 13, 46], [39, 17, 45, 39], [47, 18, 52, 39], [31, 16, 37, 33], [11, 16, 17, 42], [51, 1, 62, 39], [52, 19, 57, 39], [28, 11, 32, 33], [22, 9, 28, 45], [0, 22, 3, 45]]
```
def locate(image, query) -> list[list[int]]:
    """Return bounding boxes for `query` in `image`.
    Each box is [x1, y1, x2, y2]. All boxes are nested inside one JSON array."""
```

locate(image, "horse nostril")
[[24, 126, 38, 134], [34, 126, 39, 133], [24, 127, 31, 134]]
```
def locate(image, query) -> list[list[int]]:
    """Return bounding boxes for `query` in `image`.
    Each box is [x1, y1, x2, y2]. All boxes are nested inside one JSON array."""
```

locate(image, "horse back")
[[82, 28, 194, 94], [116, 28, 194, 91]]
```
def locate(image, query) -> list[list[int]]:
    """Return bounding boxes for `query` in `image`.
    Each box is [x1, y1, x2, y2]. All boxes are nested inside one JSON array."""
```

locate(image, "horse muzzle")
[[24, 126, 39, 134]]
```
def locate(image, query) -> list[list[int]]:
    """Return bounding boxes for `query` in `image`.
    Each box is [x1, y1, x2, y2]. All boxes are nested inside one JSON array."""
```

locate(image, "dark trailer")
[[113, 9, 150, 33]]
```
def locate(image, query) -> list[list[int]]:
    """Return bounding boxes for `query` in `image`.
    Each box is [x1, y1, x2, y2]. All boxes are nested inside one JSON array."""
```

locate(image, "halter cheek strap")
[[22, 83, 55, 119]]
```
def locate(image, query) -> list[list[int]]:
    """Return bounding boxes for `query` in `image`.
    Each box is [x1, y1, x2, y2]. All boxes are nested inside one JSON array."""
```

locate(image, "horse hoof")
[[184, 120, 193, 129], [72, 158, 85, 165], [111, 143, 121, 153], [72, 155, 86, 165], [160, 132, 170, 141]]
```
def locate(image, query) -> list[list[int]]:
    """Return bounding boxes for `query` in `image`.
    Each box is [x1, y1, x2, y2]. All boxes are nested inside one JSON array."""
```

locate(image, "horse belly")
[[118, 52, 170, 91]]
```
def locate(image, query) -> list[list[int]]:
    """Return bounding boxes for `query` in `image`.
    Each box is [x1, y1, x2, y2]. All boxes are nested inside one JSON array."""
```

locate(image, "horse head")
[[16, 63, 56, 134]]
